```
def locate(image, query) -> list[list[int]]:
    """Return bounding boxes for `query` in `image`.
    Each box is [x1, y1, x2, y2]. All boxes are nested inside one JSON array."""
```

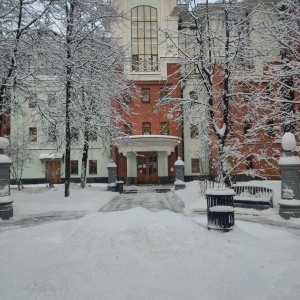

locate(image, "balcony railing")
[[131, 59, 160, 72]]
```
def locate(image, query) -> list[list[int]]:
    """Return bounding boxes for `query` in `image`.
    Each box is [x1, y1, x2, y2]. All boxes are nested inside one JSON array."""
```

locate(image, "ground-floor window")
[[89, 160, 97, 174], [191, 158, 200, 173], [71, 160, 79, 175]]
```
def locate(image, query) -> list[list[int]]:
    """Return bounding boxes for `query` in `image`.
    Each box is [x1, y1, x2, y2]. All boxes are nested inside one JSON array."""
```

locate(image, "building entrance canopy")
[[116, 135, 180, 156]]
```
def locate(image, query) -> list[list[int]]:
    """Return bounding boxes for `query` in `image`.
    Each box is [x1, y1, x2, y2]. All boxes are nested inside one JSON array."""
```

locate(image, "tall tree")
[[0, 0, 54, 134], [162, 0, 264, 185], [35, 0, 131, 196]]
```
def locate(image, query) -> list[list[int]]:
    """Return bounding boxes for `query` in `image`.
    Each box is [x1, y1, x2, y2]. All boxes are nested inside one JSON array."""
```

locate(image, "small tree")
[[6, 100, 32, 190]]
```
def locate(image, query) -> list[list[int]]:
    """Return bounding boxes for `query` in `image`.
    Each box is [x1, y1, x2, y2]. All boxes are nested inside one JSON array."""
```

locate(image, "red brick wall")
[[116, 63, 182, 179]]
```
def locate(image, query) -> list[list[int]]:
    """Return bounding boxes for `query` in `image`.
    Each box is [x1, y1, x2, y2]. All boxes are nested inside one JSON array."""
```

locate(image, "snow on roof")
[[205, 188, 235, 196], [0, 137, 9, 150], [0, 154, 12, 164], [39, 153, 64, 160], [278, 156, 300, 165], [209, 205, 235, 212], [174, 179, 186, 185], [107, 162, 117, 167], [174, 158, 185, 166]]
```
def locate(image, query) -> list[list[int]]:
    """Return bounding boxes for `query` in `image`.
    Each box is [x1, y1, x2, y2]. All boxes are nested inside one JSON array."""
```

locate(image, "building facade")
[[4, 0, 297, 185]]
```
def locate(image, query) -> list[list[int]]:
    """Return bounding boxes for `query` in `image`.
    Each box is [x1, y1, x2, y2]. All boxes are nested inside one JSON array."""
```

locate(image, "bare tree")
[[0, 0, 54, 134], [34, 0, 131, 195], [161, 0, 289, 185]]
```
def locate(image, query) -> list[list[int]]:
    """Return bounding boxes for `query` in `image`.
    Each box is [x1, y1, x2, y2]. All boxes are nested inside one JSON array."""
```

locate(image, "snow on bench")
[[231, 185, 274, 208]]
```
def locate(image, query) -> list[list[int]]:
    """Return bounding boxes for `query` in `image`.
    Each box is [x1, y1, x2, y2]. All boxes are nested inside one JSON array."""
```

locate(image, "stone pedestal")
[[0, 137, 13, 220], [107, 160, 117, 192], [279, 157, 300, 200], [174, 157, 185, 190], [278, 133, 300, 211]]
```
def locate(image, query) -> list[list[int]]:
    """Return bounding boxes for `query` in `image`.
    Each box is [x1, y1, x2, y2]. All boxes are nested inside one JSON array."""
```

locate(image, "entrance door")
[[137, 153, 158, 184], [45, 160, 61, 184]]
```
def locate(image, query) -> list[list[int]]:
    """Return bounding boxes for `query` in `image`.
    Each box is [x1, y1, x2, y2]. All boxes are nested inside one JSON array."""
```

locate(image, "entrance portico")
[[116, 135, 180, 184]]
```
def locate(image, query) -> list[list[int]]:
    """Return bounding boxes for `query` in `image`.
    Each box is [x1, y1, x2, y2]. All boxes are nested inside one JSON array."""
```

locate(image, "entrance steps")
[[123, 184, 173, 194]]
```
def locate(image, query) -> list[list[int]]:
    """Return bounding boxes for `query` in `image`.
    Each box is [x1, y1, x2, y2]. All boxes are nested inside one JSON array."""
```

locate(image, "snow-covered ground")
[[0, 181, 300, 300]]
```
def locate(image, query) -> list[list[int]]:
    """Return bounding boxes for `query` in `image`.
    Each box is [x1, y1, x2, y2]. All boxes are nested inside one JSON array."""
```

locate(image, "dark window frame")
[[48, 93, 56, 106], [28, 93, 37, 108], [191, 158, 200, 173], [142, 88, 150, 102], [71, 160, 79, 175], [89, 160, 97, 175], [48, 124, 57, 142], [190, 124, 199, 138], [29, 127, 37, 142], [124, 123, 132, 135], [131, 6, 158, 72], [142, 122, 151, 135], [160, 122, 169, 135]]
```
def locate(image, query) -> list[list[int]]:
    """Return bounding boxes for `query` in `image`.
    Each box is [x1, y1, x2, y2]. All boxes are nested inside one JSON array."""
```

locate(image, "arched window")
[[131, 6, 158, 72]]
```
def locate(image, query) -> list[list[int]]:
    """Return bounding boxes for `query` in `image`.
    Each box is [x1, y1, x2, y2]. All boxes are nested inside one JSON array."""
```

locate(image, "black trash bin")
[[205, 188, 235, 231], [116, 181, 124, 194], [0, 200, 13, 220]]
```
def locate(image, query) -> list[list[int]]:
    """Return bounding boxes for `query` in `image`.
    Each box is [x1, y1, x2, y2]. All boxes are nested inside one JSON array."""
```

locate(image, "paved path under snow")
[[100, 191, 185, 213]]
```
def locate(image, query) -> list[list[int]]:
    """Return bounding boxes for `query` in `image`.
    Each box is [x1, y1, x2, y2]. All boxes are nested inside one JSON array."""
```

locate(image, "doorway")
[[45, 160, 61, 184], [137, 152, 158, 184]]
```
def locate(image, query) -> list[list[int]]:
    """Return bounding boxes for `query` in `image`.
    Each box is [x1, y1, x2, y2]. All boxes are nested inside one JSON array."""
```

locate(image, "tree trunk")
[[64, 1, 75, 197], [80, 131, 89, 189]]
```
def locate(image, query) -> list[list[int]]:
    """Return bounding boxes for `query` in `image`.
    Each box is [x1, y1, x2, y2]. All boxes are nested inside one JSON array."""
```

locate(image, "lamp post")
[[177, 137, 180, 159]]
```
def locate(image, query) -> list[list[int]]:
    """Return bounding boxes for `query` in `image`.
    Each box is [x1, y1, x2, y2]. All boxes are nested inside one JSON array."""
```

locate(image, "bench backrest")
[[231, 185, 274, 199]]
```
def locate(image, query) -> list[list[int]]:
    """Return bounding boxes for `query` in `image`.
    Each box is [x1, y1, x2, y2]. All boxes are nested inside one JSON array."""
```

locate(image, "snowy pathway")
[[100, 191, 185, 213]]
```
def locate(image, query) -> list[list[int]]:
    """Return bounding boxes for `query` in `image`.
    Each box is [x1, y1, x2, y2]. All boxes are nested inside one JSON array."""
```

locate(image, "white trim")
[[116, 135, 180, 156], [39, 153, 64, 160]]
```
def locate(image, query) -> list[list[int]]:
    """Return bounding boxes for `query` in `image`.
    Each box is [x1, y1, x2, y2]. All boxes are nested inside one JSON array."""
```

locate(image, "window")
[[28, 93, 37, 108], [160, 88, 168, 101], [88, 125, 97, 141], [242, 86, 251, 102], [71, 160, 79, 175], [246, 156, 254, 170], [192, 159, 200, 173], [244, 124, 251, 135], [124, 94, 132, 103], [267, 120, 275, 137], [89, 160, 97, 174], [71, 127, 79, 142], [131, 6, 158, 72], [160, 122, 169, 135], [142, 122, 151, 135], [284, 123, 295, 134], [48, 124, 57, 142], [189, 91, 198, 101], [142, 88, 150, 102], [29, 127, 37, 142], [190, 124, 199, 138], [228, 120, 234, 137], [48, 93, 56, 106], [265, 84, 271, 97], [124, 123, 132, 135]]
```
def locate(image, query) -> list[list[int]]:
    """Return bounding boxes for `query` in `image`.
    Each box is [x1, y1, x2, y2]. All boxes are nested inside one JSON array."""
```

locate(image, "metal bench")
[[231, 185, 274, 208]]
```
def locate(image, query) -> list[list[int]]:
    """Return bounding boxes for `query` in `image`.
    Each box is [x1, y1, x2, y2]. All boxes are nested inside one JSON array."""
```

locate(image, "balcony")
[[131, 58, 159, 73]]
